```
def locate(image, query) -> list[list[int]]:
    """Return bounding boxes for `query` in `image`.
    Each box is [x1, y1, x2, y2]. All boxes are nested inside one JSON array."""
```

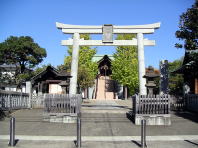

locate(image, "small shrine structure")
[[31, 66, 71, 94]]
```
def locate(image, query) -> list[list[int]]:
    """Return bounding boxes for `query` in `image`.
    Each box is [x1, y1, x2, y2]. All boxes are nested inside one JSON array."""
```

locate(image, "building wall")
[[195, 78, 198, 94], [49, 84, 62, 94]]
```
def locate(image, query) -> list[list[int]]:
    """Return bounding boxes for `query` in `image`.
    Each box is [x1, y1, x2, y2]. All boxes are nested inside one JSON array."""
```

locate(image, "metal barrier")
[[141, 119, 147, 148], [9, 117, 15, 147], [77, 112, 81, 148]]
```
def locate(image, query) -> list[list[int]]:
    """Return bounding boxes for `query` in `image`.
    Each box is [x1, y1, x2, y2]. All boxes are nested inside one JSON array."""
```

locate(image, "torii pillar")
[[137, 33, 147, 95], [56, 22, 160, 95], [70, 33, 80, 94]]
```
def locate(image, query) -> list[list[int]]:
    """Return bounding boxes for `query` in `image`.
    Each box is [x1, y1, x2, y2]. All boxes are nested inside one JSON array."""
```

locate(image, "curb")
[[0, 135, 198, 141]]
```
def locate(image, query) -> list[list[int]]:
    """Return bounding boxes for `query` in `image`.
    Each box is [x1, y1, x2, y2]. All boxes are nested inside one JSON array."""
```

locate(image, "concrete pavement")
[[0, 140, 198, 148], [0, 99, 198, 148]]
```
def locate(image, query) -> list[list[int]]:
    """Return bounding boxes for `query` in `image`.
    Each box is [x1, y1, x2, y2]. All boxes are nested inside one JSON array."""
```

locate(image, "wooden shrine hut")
[[31, 66, 71, 94]]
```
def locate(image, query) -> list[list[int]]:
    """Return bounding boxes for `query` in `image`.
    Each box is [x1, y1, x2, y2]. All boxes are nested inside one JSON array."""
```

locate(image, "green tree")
[[169, 58, 184, 96], [174, 1, 198, 91], [64, 34, 98, 96], [111, 34, 139, 98], [175, 1, 198, 51], [0, 36, 47, 85], [175, 1, 198, 69]]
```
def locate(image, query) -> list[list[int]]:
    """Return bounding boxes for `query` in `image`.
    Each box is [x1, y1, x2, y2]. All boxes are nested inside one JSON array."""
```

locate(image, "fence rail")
[[44, 94, 82, 116], [133, 94, 170, 115], [186, 94, 198, 112], [0, 90, 29, 110]]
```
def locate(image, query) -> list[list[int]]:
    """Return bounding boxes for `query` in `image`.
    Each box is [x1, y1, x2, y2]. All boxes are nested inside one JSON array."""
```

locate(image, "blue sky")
[[0, 0, 195, 68]]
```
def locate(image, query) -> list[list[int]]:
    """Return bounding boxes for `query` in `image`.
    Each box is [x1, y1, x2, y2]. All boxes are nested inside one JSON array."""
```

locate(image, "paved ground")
[[0, 99, 198, 148], [0, 140, 198, 148], [82, 99, 132, 113]]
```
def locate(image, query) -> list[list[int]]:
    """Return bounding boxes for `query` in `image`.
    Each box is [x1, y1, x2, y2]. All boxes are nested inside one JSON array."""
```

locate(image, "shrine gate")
[[56, 22, 160, 95]]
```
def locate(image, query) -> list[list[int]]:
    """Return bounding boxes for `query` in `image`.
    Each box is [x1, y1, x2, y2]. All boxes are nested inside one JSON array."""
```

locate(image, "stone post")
[[26, 81, 32, 108], [69, 33, 80, 94], [137, 33, 147, 95]]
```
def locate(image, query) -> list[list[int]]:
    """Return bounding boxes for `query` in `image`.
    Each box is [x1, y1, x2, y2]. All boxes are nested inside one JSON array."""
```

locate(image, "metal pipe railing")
[[141, 119, 147, 148], [9, 117, 15, 147], [77, 112, 81, 148]]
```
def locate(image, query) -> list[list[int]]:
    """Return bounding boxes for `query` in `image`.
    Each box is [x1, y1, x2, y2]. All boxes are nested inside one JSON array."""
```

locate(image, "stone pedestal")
[[43, 115, 77, 123], [134, 114, 171, 125]]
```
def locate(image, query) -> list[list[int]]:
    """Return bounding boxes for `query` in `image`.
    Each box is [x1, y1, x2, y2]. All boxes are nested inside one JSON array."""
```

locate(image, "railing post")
[[77, 112, 81, 148], [9, 117, 15, 147], [141, 119, 147, 148]]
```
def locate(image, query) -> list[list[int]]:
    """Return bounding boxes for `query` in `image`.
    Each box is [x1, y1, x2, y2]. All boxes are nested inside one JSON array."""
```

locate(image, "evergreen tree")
[[0, 36, 47, 85], [175, 0, 198, 84], [175, 1, 198, 51]]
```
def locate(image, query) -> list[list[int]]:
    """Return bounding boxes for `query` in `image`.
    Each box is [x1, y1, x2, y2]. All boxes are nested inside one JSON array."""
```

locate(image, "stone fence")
[[132, 94, 171, 125], [0, 90, 82, 114], [44, 94, 82, 116], [43, 94, 82, 123], [31, 93, 44, 108], [0, 90, 30, 110]]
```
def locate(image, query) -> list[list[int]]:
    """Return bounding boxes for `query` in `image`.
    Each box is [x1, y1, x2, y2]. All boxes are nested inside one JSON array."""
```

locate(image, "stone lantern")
[[144, 66, 160, 95]]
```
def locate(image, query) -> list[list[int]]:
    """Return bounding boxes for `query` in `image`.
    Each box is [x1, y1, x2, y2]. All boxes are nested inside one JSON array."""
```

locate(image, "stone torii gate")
[[56, 22, 160, 95]]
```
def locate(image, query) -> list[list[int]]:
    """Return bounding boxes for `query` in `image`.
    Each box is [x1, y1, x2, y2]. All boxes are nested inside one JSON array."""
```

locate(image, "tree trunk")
[[20, 62, 26, 73], [87, 87, 89, 99], [124, 86, 128, 100], [84, 88, 88, 99]]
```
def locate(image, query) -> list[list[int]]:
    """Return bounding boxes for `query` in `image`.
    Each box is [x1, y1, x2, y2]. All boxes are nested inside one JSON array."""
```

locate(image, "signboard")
[[102, 24, 113, 43]]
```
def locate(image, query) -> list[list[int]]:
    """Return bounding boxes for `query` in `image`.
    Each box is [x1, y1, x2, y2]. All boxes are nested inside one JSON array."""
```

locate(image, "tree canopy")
[[175, 1, 198, 51], [0, 36, 47, 84], [63, 34, 98, 90], [175, 1, 198, 77], [168, 58, 184, 96], [111, 34, 139, 95]]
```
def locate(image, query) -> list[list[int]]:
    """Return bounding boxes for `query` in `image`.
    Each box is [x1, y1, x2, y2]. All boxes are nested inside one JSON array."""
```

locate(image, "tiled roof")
[[92, 54, 114, 62]]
